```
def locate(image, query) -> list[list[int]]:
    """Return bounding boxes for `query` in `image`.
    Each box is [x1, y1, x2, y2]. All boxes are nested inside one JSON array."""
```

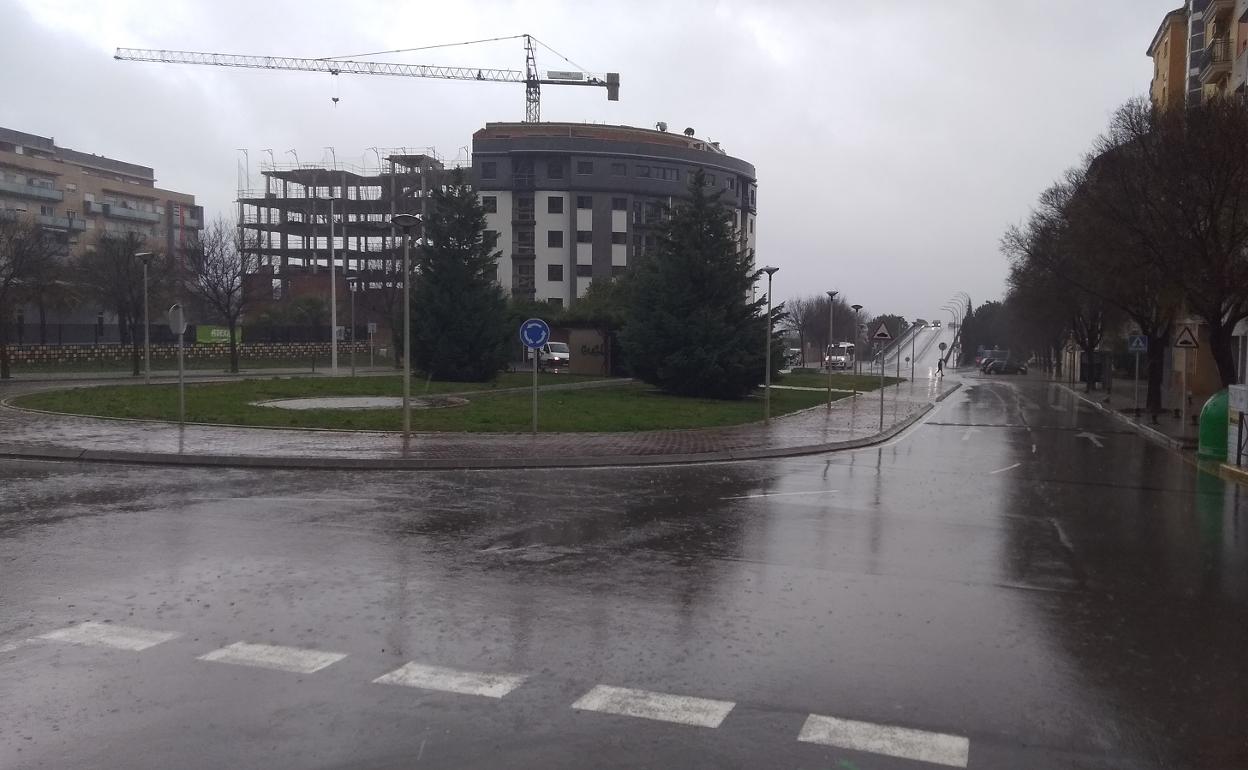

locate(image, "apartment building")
[[0, 126, 202, 259], [472, 123, 757, 307], [1149, 7, 1190, 110]]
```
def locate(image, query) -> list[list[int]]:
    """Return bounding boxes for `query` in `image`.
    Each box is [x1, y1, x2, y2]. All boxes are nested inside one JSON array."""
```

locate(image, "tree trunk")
[[0, 306, 10, 380], [37, 298, 47, 345], [130, 318, 141, 377], [227, 319, 240, 374], [1208, 319, 1241, 387], [1146, 338, 1166, 416]]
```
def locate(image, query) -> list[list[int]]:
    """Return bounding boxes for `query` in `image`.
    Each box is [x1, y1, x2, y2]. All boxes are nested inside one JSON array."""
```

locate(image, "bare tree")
[[75, 231, 170, 377], [0, 214, 59, 378], [782, 296, 816, 365], [183, 217, 259, 373], [1088, 97, 1248, 386]]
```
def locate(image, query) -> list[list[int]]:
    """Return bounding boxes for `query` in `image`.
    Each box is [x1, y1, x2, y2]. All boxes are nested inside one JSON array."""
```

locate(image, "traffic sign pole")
[[519, 318, 551, 435], [1134, 352, 1140, 417]]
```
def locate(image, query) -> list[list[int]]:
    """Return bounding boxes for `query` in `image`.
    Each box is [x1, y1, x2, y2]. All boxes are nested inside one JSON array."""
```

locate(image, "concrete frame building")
[[471, 123, 757, 307], [0, 126, 202, 260]]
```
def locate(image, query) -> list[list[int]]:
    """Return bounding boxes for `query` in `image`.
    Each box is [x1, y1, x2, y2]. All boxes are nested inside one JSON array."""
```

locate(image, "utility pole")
[[826, 290, 838, 409]]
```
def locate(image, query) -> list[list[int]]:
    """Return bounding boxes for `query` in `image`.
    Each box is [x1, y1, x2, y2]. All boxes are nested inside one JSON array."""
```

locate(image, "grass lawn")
[[12, 377, 840, 433], [776, 372, 904, 390]]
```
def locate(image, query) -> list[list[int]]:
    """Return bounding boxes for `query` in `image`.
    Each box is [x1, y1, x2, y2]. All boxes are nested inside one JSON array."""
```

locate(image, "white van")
[[526, 341, 571, 369]]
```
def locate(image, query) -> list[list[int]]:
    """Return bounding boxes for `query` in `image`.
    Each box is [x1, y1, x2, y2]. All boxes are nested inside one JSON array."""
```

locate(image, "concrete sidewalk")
[[1052, 375, 1198, 450], [0, 377, 960, 470]]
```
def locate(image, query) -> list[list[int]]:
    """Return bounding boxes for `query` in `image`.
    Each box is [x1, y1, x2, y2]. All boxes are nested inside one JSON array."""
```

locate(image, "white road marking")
[[961, 427, 981, 441], [189, 497, 366, 503], [1048, 518, 1075, 554], [0, 640, 29, 654], [198, 641, 346, 673], [720, 489, 837, 500], [1032, 444, 1037, 454], [373, 662, 527, 698], [571, 685, 735, 728], [798, 714, 970, 768], [38, 621, 179, 651], [989, 463, 1021, 475], [1076, 431, 1105, 448]]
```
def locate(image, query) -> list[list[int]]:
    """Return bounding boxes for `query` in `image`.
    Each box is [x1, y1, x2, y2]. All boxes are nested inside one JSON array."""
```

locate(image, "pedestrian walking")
[[937, 358, 944, 376]]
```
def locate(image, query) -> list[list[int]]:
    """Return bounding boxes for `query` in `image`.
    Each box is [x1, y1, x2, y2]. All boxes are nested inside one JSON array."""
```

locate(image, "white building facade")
[[473, 123, 758, 307]]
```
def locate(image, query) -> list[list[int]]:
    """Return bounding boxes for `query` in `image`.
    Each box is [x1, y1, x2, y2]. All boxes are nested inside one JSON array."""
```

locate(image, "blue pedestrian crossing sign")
[[519, 318, 551, 349], [1127, 335, 1148, 354]]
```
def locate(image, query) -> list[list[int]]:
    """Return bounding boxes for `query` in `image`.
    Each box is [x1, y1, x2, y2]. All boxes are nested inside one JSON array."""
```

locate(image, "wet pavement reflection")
[[1, 377, 1246, 768]]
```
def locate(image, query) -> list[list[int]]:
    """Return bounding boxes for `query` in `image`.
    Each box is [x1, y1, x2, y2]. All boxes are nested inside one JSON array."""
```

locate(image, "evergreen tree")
[[411, 171, 509, 381], [620, 169, 772, 399]]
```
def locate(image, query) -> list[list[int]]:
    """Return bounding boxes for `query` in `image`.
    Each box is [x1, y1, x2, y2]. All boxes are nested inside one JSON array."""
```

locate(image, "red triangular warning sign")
[[873, 323, 893, 341], [1174, 327, 1199, 349]]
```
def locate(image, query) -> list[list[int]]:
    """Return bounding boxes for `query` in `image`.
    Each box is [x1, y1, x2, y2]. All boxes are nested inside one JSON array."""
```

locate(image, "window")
[[705, 174, 717, 186], [728, 178, 737, 191], [576, 264, 593, 277], [517, 230, 535, 247], [65, 183, 78, 193], [484, 229, 498, 246], [610, 162, 626, 176], [548, 196, 564, 214], [547, 230, 564, 247], [576, 195, 592, 209], [547, 160, 564, 179], [611, 232, 626, 245], [611, 265, 627, 277], [481, 161, 497, 180], [749, 218, 754, 233], [656, 167, 679, 181], [576, 161, 594, 175], [547, 297, 564, 308], [577, 230, 593, 243], [482, 195, 497, 213], [611, 197, 627, 211], [636, 165, 651, 178], [40, 204, 55, 216], [485, 264, 498, 282], [548, 264, 564, 281]]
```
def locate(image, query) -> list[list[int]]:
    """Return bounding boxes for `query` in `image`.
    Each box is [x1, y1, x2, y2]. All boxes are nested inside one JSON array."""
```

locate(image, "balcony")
[[0, 179, 63, 202], [1200, 37, 1233, 85], [84, 199, 161, 222], [1206, 0, 1234, 21], [37, 214, 87, 231], [513, 174, 535, 190]]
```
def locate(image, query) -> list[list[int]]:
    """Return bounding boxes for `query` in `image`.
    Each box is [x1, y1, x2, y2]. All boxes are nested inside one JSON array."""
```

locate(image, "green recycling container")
[[1198, 389, 1229, 461]]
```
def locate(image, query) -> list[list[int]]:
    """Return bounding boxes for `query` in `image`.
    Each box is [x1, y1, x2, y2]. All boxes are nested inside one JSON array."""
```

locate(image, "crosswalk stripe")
[[37, 621, 179, 651], [571, 684, 734, 728], [373, 662, 527, 698], [197, 641, 346, 674], [798, 714, 970, 768]]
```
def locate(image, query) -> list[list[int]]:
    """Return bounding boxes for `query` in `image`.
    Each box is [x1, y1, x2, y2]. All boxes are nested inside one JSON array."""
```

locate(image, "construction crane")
[[115, 34, 619, 123]]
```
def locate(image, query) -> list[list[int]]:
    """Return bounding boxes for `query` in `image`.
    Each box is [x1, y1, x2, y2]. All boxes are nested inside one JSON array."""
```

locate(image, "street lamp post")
[[825, 290, 838, 410], [390, 213, 421, 452], [329, 198, 338, 376], [761, 266, 780, 423], [135, 251, 153, 385], [911, 320, 920, 380], [851, 304, 863, 395], [348, 275, 357, 377]]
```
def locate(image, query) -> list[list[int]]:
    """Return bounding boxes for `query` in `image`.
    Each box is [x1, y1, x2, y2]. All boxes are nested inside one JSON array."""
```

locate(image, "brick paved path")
[[0, 376, 955, 467]]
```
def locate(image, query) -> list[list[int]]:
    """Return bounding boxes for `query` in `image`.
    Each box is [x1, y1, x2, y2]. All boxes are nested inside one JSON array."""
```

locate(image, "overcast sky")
[[4, 0, 1175, 318]]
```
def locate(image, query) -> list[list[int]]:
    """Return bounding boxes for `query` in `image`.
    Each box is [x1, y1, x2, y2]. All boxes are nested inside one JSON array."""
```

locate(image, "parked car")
[[986, 359, 1027, 375], [539, 341, 571, 369]]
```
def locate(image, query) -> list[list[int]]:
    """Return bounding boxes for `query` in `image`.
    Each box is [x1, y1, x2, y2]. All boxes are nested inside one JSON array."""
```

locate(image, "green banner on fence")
[[196, 325, 237, 344]]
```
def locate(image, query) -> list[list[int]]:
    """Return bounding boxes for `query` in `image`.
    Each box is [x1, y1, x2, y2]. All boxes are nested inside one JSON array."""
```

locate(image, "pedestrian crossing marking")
[[38, 621, 180, 651], [373, 662, 527, 698], [798, 713, 969, 768], [571, 684, 735, 728], [198, 641, 346, 674]]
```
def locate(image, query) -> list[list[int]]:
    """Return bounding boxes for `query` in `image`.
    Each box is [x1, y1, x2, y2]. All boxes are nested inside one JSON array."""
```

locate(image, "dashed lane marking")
[[720, 489, 838, 500], [38, 621, 180, 651], [798, 714, 970, 768], [198, 641, 346, 674], [571, 684, 735, 728], [374, 662, 527, 698], [989, 463, 1021, 475]]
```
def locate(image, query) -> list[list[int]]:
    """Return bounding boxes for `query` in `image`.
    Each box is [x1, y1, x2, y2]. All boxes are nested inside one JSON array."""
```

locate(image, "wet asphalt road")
[[2, 377, 1247, 770]]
